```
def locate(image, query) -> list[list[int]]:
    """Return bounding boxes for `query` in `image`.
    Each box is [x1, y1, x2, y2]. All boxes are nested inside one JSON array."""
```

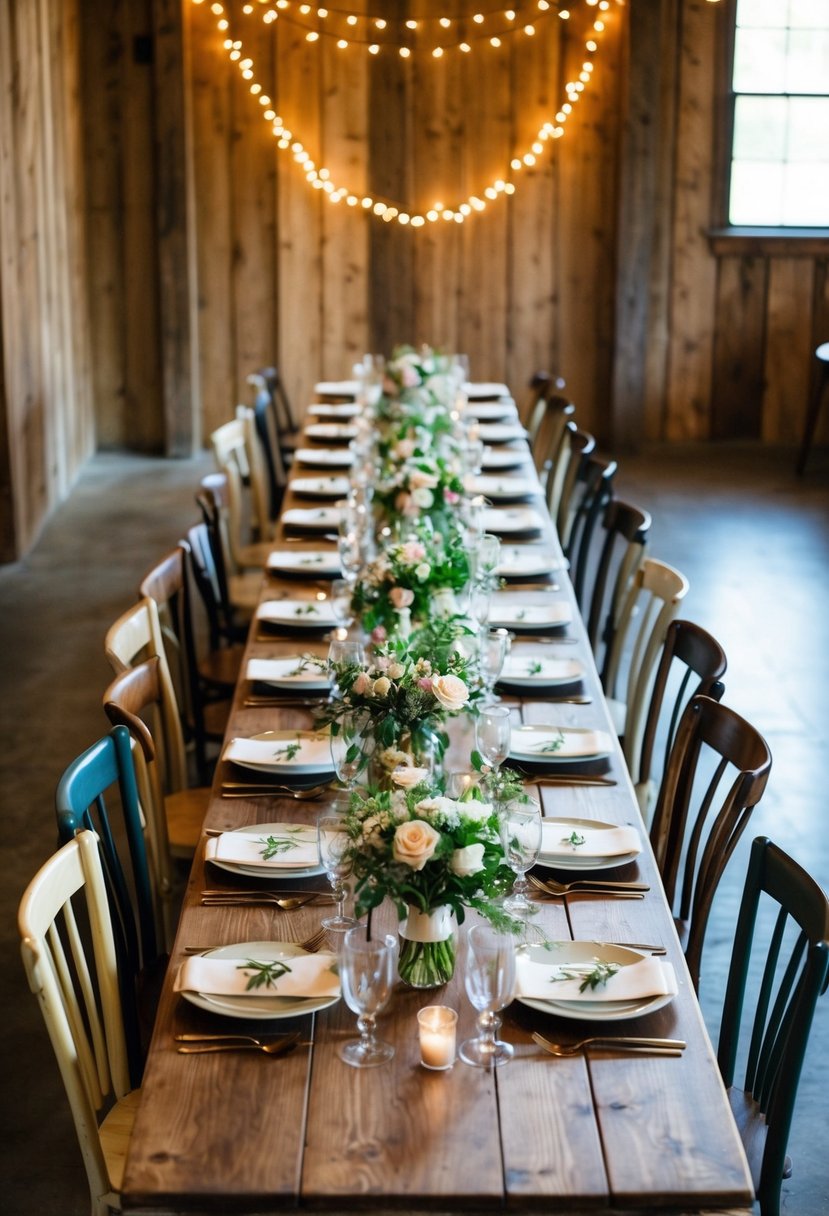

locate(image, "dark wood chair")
[[533, 391, 577, 483], [547, 422, 595, 538], [249, 365, 301, 465], [650, 694, 772, 992], [585, 498, 651, 674], [635, 618, 727, 818], [717, 836, 829, 1216], [795, 341, 829, 474], [196, 470, 262, 617], [565, 452, 617, 607]]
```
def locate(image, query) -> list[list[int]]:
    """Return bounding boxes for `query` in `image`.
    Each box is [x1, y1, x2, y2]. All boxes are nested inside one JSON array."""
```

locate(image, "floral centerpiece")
[[349, 527, 471, 636], [342, 777, 515, 987], [373, 449, 466, 536]]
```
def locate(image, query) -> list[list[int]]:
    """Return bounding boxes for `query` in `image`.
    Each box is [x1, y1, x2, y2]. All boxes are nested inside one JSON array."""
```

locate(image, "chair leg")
[[796, 366, 829, 475]]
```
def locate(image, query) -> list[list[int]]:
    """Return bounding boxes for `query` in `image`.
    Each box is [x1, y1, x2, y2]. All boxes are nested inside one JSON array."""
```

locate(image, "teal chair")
[[717, 836, 829, 1216], [56, 725, 161, 1085]]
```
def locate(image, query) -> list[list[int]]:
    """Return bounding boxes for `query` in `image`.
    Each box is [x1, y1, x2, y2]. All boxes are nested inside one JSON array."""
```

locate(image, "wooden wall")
[[0, 0, 95, 560]]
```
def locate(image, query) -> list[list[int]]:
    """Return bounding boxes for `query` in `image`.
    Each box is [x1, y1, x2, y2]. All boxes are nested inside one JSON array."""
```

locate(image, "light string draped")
[[192, 0, 622, 228]]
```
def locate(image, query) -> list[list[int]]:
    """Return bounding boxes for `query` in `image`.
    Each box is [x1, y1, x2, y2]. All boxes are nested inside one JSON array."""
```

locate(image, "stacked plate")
[[477, 422, 528, 444], [509, 725, 614, 766], [515, 942, 677, 1023], [481, 448, 529, 471], [464, 381, 512, 400], [255, 599, 338, 631], [307, 402, 360, 419], [289, 475, 350, 499], [466, 474, 542, 502], [246, 656, 331, 693], [295, 447, 355, 468], [266, 550, 341, 577], [281, 507, 343, 533], [176, 939, 340, 1021], [464, 400, 519, 422], [483, 507, 546, 537], [304, 422, 358, 444], [488, 592, 571, 632], [537, 817, 642, 871], [497, 654, 582, 692], [223, 729, 336, 788], [496, 547, 562, 579]]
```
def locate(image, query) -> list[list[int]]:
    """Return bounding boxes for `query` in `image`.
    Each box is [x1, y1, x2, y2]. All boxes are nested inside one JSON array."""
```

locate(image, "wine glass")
[[338, 530, 362, 584], [317, 809, 358, 931], [327, 639, 364, 696], [444, 770, 476, 800], [479, 628, 510, 699], [475, 533, 501, 586], [339, 926, 397, 1068], [459, 924, 516, 1068], [330, 707, 371, 789], [329, 578, 354, 629], [500, 796, 542, 917], [475, 703, 512, 779]]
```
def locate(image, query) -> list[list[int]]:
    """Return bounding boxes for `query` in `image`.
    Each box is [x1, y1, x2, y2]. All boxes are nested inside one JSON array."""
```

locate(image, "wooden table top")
[[121, 398, 753, 1214]]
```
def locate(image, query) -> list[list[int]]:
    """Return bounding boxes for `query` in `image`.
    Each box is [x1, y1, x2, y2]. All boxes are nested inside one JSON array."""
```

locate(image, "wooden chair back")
[[251, 364, 297, 434], [651, 695, 772, 990], [18, 829, 137, 1215], [636, 618, 727, 817], [566, 453, 618, 606], [717, 836, 829, 1216], [250, 385, 288, 518], [585, 498, 651, 667], [552, 425, 596, 545], [534, 393, 577, 481], [237, 403, 276, 541]]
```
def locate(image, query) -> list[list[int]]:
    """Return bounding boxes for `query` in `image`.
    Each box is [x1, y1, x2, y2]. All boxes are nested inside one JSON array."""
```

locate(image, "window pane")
[[730, 162, 785, 224], [733, 29, 788, 91], [736, 0, 788, 27], [782, 163, 829, 224], [789, 0, 829, 29], [788, 97, 829, 158], [785, 29, 829, 92], [733, 96, 787, 158]]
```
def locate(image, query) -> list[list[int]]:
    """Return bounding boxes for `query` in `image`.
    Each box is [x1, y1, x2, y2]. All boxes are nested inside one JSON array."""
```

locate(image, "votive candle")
[[417, 1005, 458, 1070]]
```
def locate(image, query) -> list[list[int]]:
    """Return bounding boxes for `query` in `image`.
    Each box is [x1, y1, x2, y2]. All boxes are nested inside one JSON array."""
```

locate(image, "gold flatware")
[[177, 1033, 305, 1057], [601, 942, 667, 955], [183, 927, 329, 954], [243, 698, 327, 708], [532, 1031, 686, 1057], [528, 874, 649, 896], [509, 634, 580, 644], [502, 695, 592, 705], [200, 893, 322, 911], [506, 770, 617, 786]]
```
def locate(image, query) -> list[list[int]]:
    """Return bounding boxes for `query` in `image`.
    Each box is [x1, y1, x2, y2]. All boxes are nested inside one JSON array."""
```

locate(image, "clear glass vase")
[[398, 904, 458, 989]]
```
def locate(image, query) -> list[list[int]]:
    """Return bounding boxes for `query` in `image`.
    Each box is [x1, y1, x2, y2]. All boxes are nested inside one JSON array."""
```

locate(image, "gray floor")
[[1, 444, 827, 1214]]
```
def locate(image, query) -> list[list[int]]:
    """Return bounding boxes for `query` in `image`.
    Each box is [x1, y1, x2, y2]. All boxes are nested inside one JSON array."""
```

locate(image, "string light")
[[198, 0, 621, 228]]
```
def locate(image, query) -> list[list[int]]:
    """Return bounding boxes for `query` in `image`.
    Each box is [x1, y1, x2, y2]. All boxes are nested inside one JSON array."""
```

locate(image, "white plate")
[[224, 729, 334, 776], [266, 550, 341, 576], [206, 825, 325, 880], [256, 599, 338, 629], [314, 380, 359, 398], [488, 596, 571, 631], [498, 655, 582, 687], [180, 941, 338, 1020], [536, 817, 641, 871], [247, 657, 331, 691], [295, 447, 355, 468], [483, 507, 546, 536], [304, 422, 358, 442], [481, 448, 529, 471], [477, 423, 528, 443], [515, 942, 676, 1022], [307, 402, 360, 419], [282, 507, 343, 531], [464, 400, 518, 422], [464, 381, 512, 400], [289, 475, 351, 499], [497, 547, 561, 578], [509, 725, 614, 763], [466, 475, 541, 501]]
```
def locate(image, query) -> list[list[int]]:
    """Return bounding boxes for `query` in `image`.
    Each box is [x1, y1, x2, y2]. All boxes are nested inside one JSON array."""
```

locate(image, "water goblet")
[[458, 924, 516, 1068], [329, 578, 354, 629], [444, 770, 476, 800], [317, 809, 358, 931], [463, 437, 485, 477], [475, 533, 501, 585], [475, 703, 512, 778], [327, 639, 364, 698], [500, 796, 542, 918], [339, 926, 397, 1068], [479, 628, 510, 699], [338, 530, 362, 585]]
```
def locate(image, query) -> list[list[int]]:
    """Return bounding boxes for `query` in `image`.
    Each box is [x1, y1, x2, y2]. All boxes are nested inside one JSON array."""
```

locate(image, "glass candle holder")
[[417, 1005, 458, 1070]]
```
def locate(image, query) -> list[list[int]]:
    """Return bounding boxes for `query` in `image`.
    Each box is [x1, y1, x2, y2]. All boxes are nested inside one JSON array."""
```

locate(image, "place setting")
[[514, 941, 678, 1024], [307, 401, 361, 420], [255, 597, 340, 636], [243, 655, 332, 708], [265, 549, 342, 578], [220, 728, 338, 796], [294, 446, 356, 468], [303, 421, 359, 444], [465, 473, 543, 502], [496, 651, 586, 698], [494, 546, 566, 581], [482, 506, 547, 538], [281, 505, 345, 534], [288, 474, 351, 499]]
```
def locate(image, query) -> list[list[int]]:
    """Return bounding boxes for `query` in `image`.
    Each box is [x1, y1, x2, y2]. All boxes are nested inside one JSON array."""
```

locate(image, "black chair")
[[585, 498, 651, 674], [717, 836, 829, 1216], [249, 365, 301, 465], [564, 452, 617, 608]]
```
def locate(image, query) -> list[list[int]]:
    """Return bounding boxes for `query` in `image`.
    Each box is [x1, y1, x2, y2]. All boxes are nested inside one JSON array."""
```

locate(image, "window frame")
[[709, 0, 829, 253]]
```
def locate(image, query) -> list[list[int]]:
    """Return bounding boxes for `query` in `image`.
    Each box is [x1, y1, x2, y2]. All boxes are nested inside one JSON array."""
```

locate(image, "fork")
[[528, 875, 646, 899], [183, 926, 329, 955], [532, 1031, 686, 1057], [199, 891, 332, 909]]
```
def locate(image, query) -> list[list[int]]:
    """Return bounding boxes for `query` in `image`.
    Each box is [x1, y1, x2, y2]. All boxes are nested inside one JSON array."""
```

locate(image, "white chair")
[[18, 829, 140, 1216], [601, 557, 690, 790]]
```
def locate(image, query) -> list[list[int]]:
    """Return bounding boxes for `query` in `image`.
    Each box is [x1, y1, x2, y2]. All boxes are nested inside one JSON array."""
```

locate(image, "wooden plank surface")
[[122, 386, 753, 1214], [763, 258, 813, 443], [710, 255, 767, 440]]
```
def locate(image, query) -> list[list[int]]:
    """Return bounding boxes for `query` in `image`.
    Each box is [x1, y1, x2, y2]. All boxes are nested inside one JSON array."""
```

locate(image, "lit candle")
[[417, 1005, 458, 1070]]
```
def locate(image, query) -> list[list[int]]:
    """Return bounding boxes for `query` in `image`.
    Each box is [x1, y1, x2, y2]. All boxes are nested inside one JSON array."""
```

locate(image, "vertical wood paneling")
[[763, 258, 813, 442], [709, 255, 767, 438], [810, 260, 829, 445]]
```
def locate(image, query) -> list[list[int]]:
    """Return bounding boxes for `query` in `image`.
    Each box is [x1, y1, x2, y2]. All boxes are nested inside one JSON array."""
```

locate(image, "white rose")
[[388, 662, 406, 680], [460, 799, 493, 822], [414, 562, 431, 581], [392, 820, 441, 870], [372, 676, 391, 698], [450, 843, 486, 877], [431, 674, 469, 712], [409, 469, 440, 491], [361, 815, 384, 843], [411, 486, 434, 508], [391, 765, 431, 789]]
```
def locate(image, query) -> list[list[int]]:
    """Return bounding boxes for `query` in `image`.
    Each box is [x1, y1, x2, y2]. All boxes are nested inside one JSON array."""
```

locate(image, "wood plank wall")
[[0, 0, 94, 560]]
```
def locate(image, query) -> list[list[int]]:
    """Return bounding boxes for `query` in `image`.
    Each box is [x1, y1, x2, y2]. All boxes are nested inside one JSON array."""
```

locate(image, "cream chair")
[[19, 829, 140, 1216], [210, 415, 276, 556], [104, 597, 209, 855]]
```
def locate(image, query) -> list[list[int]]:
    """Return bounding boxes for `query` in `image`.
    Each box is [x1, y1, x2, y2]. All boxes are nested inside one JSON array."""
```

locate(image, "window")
[[728, 0, 829, 227]]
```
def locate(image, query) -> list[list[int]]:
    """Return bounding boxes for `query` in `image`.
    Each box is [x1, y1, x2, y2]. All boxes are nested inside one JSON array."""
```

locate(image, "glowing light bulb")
[[524, 24, 535, 35], [368, 43, 379, 54], [405, 19, 418, 29], [439, 17, 451, 28], [432, 47, 444, 58], [473, 13, 484, 24], [347, 14, 357, 24], [426, 210, 439, 222], [459, 42, 470, 52], [306, 31, 319, 41], [490, 37, 501, 47], [411, 215, 425, 227], [337, 39, 348, 48]]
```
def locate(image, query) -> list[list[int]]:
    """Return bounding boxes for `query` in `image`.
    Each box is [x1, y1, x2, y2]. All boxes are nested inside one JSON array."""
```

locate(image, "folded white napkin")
[[266, 550, 340, 573], [500, 655, 581, 682], [307, 402, 360, 418], [516, 953, 677, 1002], [478, 423, 528, 442], [540, 821, 641, 859], [496, 549, 559, 576], [205, 828, 319, 868], [483, 508, 545, 533], [314, 380, 359, 397], [464, 381, 511, 399], [175, 951, 340, 999], [511, 727, 613, 760], [224, 733, 331, 770], [256, 600, 337, 627], [246, 657, 329, 686], [304, 422, 358, 439], [295, 448, 355, 466], [281, 507, 343, 528]]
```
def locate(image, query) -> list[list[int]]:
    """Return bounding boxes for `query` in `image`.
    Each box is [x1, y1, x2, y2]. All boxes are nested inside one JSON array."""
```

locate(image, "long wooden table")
[[122, 395, 753, 1214]]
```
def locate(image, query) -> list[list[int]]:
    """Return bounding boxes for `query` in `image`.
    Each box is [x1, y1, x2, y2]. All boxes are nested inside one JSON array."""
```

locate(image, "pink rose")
[[401, 365, 420, 388], [394, 439, 416, 460], [389, 586, 415, 609], [392, 820, 440, 870], [443, 488, 461, 504], [418, 676, 433, 691], [352, 671, 371, 695], [371, 625, 387, 643], [400, 541, 426, 563]]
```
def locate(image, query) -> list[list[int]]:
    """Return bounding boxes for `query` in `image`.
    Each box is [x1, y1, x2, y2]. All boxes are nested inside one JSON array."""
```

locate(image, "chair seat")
[[236, 540, 275, 571], [727, 1087, 766, 1196], [100, 1087, 142, 1192], [199, 644, 244, 691], [164, 786, 210, 854]]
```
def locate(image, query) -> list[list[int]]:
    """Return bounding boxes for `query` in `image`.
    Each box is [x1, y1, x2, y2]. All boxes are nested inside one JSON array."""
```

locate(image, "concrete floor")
[[1, 444, 827, 1214]]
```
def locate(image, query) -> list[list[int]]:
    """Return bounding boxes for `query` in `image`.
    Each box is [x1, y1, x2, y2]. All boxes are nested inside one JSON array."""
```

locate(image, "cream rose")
[[372, 676, 391, 698], [409, 469, 440, 491], [431, 674, 469, 712], [389, 586, 414, 609], [450, 843, 486, 877], [391, 765, 431, 789], [352, 671, 371, 695], [411, 486, 434, 509], [414, 562, 431, 581], [387, 662, 406, 680], [392, 819, 440, 870]]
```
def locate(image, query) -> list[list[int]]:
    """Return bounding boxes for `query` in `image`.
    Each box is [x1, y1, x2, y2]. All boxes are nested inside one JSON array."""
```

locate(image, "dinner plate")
[[536, 817, 641, 871], [497, 654, 582, 688], [464, 400, 519, 422], [256, 599, 338, 629], [314, 379, 359, 398], [266, 550, 341, 577], [307, 402, 361, 419], [295, 447, 355, 468], [224, 729, 334, 776], [488, 596, 572, 631], [515, 942, 676, 1022], [206, 824, 325, 880], [303, 422, 358, 443], [180, 941, 339, 1020], [281, 507, 343, 532], [481, 448, 529, 471], [246, 656, 331, 692], [509, 725, 614, 763], [466, 475, 542, 501], [483, 507, 545, 536], [477, 422, 528, 444], [496, 547, 561, 578], [289, 475, 351, 499], [464, 381, 512, 400]]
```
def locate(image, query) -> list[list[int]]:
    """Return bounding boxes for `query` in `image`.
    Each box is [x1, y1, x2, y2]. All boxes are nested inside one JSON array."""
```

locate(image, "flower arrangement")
[[374, 449, 466, 535], [349, 527, 471, 635], [342, 777, 515, 986]]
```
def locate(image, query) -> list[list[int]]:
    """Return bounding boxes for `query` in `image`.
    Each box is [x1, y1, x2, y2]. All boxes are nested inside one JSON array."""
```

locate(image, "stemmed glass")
[[339, 926, 397, 1068], [329, 706, 371, 788], [329, 578, 354, 630], [479, 628, 510, 700], [338, 528, 363, 585], [317, 809, 358, 931], [475, 703, 512, 780], [327, 639, 364, 697], [459, 924, 516, 1068], [500, 796, 542, 917]]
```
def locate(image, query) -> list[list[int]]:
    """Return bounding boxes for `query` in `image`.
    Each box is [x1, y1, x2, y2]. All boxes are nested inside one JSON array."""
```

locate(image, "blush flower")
[[392, 820, 440, 870]]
